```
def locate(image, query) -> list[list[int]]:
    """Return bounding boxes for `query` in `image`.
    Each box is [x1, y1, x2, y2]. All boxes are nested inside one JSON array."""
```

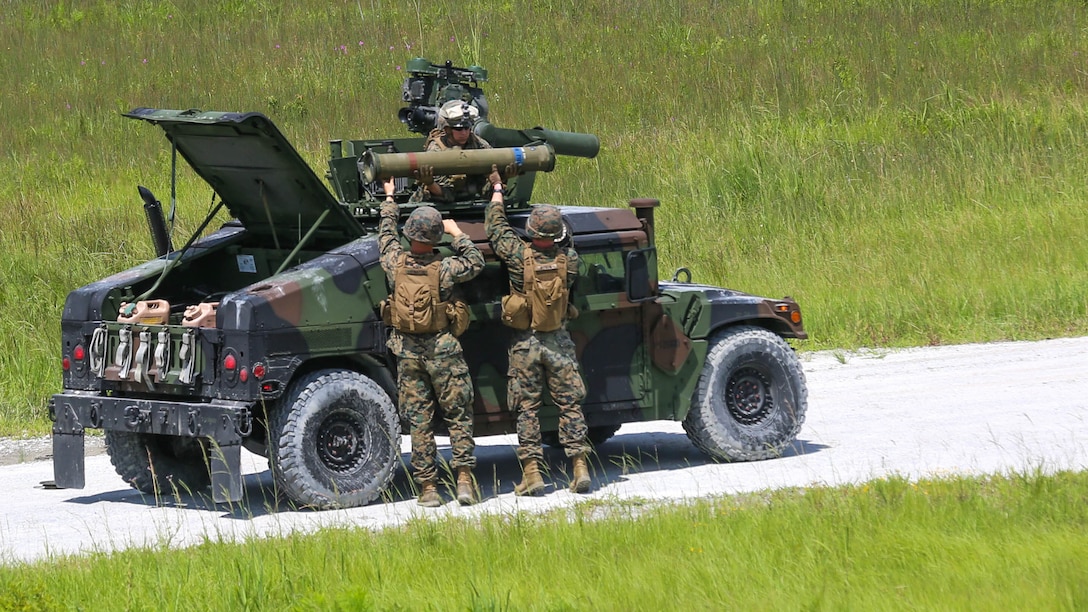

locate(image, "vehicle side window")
[[459, 262, 509, 305], [578, 251, 626, 294]]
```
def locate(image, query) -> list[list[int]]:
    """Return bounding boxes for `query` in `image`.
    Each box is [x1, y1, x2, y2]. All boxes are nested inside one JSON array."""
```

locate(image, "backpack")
[[386, 253, 449, 334], [501, 245, 568, 332]]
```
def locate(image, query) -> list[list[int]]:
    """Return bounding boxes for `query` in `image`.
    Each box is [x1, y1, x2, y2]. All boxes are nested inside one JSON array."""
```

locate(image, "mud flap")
[[209, 442, 242, 504], [52, 432, 86, 489]]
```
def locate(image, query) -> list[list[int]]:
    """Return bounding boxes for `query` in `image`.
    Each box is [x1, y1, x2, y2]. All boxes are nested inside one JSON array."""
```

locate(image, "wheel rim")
[[316, 411, 368, 473], [723, 366, 773, 425]]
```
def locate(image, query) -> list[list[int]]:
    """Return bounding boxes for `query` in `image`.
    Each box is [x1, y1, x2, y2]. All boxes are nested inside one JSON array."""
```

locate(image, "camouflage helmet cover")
[[438, 99, 479, 129], [404, 205, 444, 244], [525, 205, 564, 240]]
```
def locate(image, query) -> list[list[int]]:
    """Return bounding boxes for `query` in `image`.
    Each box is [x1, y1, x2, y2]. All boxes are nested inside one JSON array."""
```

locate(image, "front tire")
[[105, 431, 212, 496], [270, 369, 399, 509], [682, 326, 808, 461]]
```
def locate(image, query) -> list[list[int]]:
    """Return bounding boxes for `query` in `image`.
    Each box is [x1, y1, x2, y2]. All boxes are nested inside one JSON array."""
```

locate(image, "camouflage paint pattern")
[[453, 205, 650, 436], [485, 196, 589, 459], [524, 204, 565, 239], [398, 347, 476, 483], [53, 107, 808, 507], [507, 329, 589, 461], [378, 198, 483, 483], [484, 199, 579, 295], [402, 205, 444, 244], [377, 201, 484, 307]]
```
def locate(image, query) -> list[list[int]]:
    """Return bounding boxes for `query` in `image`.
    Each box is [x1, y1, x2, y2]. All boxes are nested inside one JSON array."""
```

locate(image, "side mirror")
[[625, 247, 658, 302]]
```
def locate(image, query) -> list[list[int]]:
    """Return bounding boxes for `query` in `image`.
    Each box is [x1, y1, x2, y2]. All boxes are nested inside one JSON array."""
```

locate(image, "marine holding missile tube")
[[418, 100, 493, 202], [347, 58, 601, 210], [359, 145, 555, 184]]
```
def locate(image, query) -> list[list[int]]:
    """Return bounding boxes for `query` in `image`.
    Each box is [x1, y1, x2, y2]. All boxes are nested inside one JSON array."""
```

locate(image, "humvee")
[[51, 58, 808, 509]]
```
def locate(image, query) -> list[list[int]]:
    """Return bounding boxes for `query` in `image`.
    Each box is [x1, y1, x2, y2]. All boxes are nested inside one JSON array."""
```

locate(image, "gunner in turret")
[[415, 99, 493, 202]]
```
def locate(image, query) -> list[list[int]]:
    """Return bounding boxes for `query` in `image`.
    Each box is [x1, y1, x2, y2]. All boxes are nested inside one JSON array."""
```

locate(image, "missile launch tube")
[[475, 121, 600, 159], [361, 145, 555, 182]]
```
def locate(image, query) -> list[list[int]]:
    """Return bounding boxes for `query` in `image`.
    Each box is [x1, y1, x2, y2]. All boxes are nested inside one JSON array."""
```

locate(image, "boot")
[[417, 480, 441, 507], [456, 466, 477, 506], [570, 453, 591, 494], [514, 459, 546, 496]]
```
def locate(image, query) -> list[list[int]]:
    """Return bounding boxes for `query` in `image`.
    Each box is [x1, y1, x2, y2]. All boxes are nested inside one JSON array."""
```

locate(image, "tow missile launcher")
[[360, 144, 556, 182], [50, 58, 808, 510], [396, 58, 489, 135], [329, 58, 599, 215]]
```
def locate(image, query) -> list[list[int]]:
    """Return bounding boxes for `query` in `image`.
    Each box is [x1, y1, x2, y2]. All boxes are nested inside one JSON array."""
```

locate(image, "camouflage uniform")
[[423, 129, 493, 202], [484, 200, 590, 463], [379, 201, 484, 485]]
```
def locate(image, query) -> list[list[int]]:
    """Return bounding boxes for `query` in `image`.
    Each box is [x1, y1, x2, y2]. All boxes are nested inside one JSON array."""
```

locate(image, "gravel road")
[[2, 336, 1085, 565]]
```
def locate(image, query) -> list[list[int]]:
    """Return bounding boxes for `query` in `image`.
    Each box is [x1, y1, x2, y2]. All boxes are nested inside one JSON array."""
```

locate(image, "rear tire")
[[105, 431, 212, 496], [270, 369, 399, 509], [682, 326, 807, 461]]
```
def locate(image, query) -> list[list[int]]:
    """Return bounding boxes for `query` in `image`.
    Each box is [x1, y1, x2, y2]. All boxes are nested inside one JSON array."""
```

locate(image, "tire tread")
[[682, 326, 808, 462]]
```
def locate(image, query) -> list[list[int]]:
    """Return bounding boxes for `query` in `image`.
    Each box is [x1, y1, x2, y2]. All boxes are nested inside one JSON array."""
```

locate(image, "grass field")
[[2, 0, 1087, 434], [1, 469, 1085, 610], [2, 2, 1087, 607]]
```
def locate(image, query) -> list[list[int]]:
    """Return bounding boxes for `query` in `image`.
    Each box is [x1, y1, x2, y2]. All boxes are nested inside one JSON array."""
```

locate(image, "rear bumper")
[[50, 391, 253, 502]]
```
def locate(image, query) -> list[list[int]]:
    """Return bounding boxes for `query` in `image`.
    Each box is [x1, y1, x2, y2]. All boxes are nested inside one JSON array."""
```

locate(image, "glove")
[[503, 163, 520, 180], [488, 164, 503, 188], [413, 165, 435, 186]]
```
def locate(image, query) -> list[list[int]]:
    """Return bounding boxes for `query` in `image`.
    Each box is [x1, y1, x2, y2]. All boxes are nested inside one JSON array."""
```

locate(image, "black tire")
[[105, 431, 212, 496], [682, 326, 808, 461], [541, 424, 621, 449], [270, 369, 399, 509]]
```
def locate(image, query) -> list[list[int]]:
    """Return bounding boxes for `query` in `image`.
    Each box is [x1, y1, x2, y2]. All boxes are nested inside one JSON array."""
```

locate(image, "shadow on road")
[[61, 430, 827, 518]]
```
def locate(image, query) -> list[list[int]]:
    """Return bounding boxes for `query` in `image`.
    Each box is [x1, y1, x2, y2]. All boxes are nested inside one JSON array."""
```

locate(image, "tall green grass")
[[2, 470, 1086, 609], [2, 0, 1088, 434]]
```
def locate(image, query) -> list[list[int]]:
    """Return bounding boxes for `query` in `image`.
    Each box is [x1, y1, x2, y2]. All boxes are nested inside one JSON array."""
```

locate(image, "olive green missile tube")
[[361, 145, 555, 182], [474, 121, 600, 159]]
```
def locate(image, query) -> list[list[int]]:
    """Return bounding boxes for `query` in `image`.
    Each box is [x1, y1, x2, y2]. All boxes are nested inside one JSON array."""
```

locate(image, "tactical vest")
[[501, 245, 568, 332], [425, 129, 448, 151], [388, 253, 449, 334]]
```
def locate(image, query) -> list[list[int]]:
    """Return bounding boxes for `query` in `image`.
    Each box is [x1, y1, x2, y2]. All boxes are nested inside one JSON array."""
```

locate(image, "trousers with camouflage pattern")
[[397, 351, 475, 484], [507, 329, 590, 462]]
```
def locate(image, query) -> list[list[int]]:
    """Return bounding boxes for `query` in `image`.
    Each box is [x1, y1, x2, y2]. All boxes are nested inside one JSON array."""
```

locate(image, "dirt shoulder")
[[0, 436, 107, 467]]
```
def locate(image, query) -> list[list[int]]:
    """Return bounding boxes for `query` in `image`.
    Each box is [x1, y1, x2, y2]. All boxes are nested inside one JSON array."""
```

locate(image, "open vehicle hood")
[[125, 107, 365, 242]]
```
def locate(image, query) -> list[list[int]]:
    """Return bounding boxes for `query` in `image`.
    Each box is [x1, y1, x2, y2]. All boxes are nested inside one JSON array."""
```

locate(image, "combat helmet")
[[525, 205, 565, 240], [438, 100, 479, 130], [404, 206, 444, 244]]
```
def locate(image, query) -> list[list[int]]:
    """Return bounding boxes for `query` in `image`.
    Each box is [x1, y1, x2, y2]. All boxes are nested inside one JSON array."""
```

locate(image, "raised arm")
[[440, 219, 485, 288], [377, 177, 403, 277], [483, 166, 524, 265]]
